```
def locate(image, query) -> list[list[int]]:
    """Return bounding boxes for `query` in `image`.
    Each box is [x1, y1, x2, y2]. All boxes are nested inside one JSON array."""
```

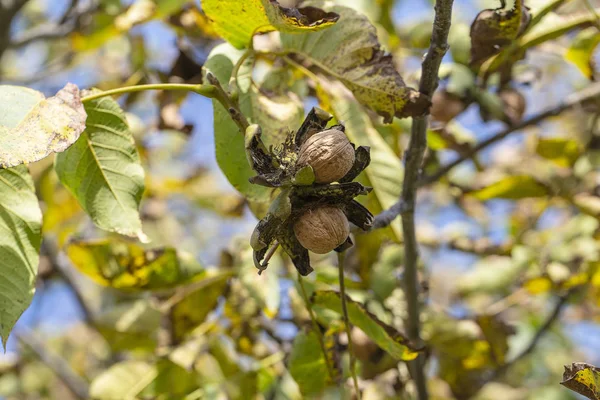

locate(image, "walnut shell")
[[297, 129, 355, 184], [293, 206, 349, 254]]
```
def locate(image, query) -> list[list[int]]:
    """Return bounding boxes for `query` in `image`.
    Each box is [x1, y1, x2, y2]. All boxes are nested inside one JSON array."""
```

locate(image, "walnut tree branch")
[[421, 82, 600, 185], [16, 329, 90, 399], [401, 2, 454, 400], [488, 289, 575, 382]]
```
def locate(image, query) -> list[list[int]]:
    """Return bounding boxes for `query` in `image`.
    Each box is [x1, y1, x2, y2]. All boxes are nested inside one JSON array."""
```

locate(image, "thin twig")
[[402, 2, 454, 399], [422, 82, 600, 185], [297, 272, 336, 382], [337, 251, 360, 399], [16, 329, 90, 399], [583, 0, 600, 30], [370, 200, 408, 230], [489, 289, 575, 381]]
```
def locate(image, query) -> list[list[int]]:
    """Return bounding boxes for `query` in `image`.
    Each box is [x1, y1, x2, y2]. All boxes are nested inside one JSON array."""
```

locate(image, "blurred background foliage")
[[1, 0, 600, 399]]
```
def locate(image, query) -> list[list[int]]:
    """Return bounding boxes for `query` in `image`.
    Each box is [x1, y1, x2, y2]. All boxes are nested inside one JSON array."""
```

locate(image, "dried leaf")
[[281, 1, 429, 121], [561, 362, 600, 400], [470, 0, 531, 66], [0, 83, 86, 168]]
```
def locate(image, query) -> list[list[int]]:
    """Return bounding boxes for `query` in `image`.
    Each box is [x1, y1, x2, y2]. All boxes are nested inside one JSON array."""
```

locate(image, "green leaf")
[[55, 93, 146, 240], [202, 0, 339, 49], [204, 44, 303, 204], [0, 84, 86, 168], [90, 361, 153, 399], [0, 166, 42, 348], [470, 176, 549, 201], [95, 300, 161, 352], [90, 359, 198, 400], [288, 331, 330, 396], [566, 27, 600, 79], [536, 137, 582, 167], [312, 290, 418, 361], [326, 85, 403, 239], [561, 363, 600, 400], [65, 238, 205, 291], [172, 272, 231, 341], [281, 1, 428, 122]]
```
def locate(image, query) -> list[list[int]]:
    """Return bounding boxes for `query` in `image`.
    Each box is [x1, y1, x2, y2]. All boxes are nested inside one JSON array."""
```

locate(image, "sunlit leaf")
[[566, 28, 600, 80], [561, 362, 600, 400], [536, 137, 582, 167], [172, 272, 231, 341], [288, 331, 331, 396], [313, 290, 418, 360], [470, 176, 549, 201], [523, 276, 553, 294], [0, 166, 42, 348], [475, 315, 514, 365], [55, 92, 146, 240], [90, 360, 153, 399], [202, 0, 339, 49], [281, 1, 428, 122], [38, 167, 82, 235], [90, 359, 198, 400], [95, 300, 161, 352], [0, 84, 86, 168], [65, 238, 205, 290]]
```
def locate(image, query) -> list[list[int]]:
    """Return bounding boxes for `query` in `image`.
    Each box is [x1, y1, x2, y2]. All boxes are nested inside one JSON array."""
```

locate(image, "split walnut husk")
[[248, 107, 374, 276]]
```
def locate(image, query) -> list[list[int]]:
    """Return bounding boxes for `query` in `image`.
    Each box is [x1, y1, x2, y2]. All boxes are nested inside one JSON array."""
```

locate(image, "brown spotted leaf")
[[561, 363, 600, 399], [470, 0, 531, 66], [0, 83, 86, 168], [202, 0, 339, 49], [281, 1, 428, 122]]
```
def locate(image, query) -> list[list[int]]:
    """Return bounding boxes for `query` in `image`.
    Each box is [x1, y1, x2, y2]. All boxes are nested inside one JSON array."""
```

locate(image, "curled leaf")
[[470, 0, 531, 67], [0, 83, 86, 168], [202, 0, 339, 49], [561, 362, 600, 400], [281, 1, 429, 121]]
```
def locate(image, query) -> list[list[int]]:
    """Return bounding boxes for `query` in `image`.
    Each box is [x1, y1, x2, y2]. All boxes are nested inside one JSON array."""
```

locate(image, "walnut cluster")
[[246, 107, 373, 276]]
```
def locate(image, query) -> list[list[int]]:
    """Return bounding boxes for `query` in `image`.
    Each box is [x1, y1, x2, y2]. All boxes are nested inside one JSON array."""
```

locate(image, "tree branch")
[[16, 329, 90, 400], [0, 0, 30, 59], [422, 82, 600, 185], [9, 0, 92, 48], [488, 289, 575, 381], [402, 2, 454, 399]]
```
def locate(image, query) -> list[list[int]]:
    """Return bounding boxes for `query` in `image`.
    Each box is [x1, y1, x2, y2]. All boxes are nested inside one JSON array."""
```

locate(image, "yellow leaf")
[[523, 276, 553, 294], [203, 0, 339, 49], [561, 363, 600, 400]]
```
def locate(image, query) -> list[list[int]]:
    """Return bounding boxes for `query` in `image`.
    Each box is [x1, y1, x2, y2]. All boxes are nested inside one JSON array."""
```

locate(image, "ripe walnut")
[[293, 206, 349, 254], [297, 128, 355, 184]]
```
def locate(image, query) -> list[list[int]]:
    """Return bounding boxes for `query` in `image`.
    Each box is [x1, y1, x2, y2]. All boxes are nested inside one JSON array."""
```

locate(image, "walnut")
[[297, 128, 355, 184], [293, 206, 349, 254]]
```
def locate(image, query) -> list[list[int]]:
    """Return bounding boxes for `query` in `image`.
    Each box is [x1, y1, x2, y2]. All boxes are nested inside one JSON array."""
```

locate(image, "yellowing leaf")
[[65, 239, 205, 291], [471, 176, 549, 201], [202, 0, 339, 49], [523, 276, 553, 294], [0, 84, 86, 168], [566, 28, 600, 80], [561, 362, 600, 400], [536, 137, 582, 167], [282, 1, 428, 121], [469, 0, 530, 66], [313, 290, 418, 361]]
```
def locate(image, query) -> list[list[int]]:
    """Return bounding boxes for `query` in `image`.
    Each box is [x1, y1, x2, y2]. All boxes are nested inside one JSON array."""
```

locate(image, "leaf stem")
[[297, 272, 336, 382], [338, 251, 360, 399], [80, 83, 216, 103]]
